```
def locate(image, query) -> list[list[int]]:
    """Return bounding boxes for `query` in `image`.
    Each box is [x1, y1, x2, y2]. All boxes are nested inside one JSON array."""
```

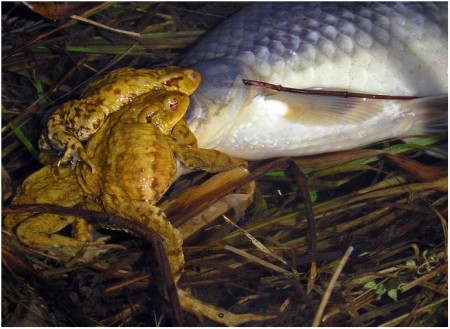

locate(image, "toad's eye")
[[188, 72, 197, 81], [168, 98, 178, 112], [163, 76, 182, 87]]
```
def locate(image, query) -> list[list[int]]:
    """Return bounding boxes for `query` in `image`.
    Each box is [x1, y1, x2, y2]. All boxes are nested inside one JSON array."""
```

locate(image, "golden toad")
[[5, 89, 272, 326]]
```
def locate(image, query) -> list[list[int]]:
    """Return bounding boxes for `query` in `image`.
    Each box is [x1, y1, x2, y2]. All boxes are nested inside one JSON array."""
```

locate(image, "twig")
[[288, 160, 317, 260], [287, 159, 318, 293], [242, 79, 421, 100], [312, 246, 354, 327]]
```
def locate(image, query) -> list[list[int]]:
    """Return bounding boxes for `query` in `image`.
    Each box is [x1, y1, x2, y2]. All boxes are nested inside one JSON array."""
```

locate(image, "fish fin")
[[401, 95, 448, 159], [264, 92, 383, 125], [402, 95, 448, 135], [402, 95, 448, 158]]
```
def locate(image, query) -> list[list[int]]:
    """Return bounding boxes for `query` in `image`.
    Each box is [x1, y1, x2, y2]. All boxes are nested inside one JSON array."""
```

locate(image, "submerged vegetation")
[[2, 2, 447, 326]]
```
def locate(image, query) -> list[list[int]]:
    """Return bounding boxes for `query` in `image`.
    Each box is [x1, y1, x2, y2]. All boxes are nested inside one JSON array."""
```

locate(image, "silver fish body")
[[180, 2, 448, 160]]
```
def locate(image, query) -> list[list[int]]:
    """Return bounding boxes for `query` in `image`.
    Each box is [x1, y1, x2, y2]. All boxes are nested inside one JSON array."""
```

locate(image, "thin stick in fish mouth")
[[242, 79, 421, 100]]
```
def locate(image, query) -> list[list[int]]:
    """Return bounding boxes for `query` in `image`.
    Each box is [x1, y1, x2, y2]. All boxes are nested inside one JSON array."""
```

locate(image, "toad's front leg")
[[39, 100, 107, 167], [169, 138, 247, 173]]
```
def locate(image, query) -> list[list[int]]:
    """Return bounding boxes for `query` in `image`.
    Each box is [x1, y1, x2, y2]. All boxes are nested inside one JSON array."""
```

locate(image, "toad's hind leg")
[[3, 165, 108, 259], [102, 197, 274, 326], [102, 198, 185, 280], [12, 213, 103, 257]]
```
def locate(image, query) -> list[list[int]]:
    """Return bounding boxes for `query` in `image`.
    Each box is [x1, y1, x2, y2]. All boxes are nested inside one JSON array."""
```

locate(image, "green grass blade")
[[11, 125, 39, 159]]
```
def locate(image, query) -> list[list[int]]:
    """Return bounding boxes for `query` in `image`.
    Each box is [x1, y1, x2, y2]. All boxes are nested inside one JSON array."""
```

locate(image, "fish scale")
[[179, 2, 447, 160], [182, 2, 447, 94]]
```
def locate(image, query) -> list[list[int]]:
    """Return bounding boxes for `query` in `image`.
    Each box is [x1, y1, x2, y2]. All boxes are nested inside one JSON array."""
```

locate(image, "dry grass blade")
[[69, 15, 141, 38], [2, 246, 94, 326], [312, 246, 354, 327], [222, 215, 289, 266], [379, 297, 448, 327], [382, 153, 448, 182], [223, 245, 291, 275], [399, 264, 447, 294]]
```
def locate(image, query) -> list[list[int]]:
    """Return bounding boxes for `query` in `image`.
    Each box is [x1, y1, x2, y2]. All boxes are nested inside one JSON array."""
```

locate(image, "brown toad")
[[39, 66, 200, 166]]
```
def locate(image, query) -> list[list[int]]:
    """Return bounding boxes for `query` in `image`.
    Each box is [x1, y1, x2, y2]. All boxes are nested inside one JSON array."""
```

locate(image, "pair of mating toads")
[[4, 66, 273, 326]]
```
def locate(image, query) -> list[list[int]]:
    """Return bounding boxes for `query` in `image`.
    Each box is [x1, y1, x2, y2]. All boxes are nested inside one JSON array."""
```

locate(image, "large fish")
[[180, 2, 448, 160]]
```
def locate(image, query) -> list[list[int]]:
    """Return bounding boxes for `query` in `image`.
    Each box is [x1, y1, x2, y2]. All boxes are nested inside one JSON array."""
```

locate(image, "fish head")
[[183, 59, 261, 149]]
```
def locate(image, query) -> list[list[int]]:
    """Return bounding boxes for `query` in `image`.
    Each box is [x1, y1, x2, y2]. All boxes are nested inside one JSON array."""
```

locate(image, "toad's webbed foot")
[[177, 289, 275, 326]]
